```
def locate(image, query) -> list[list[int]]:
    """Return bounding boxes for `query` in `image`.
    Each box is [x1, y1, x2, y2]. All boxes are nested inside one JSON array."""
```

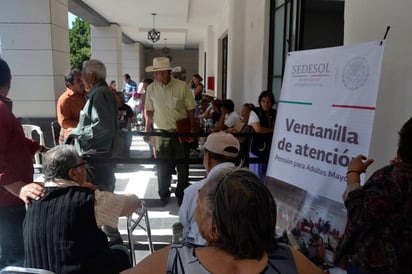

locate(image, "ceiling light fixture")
[[147, 13, 160, 43], [162, 38, 170, 54]]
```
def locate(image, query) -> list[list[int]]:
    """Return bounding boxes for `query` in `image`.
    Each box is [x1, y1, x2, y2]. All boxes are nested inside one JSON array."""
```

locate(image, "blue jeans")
[[0, 205, 26, 267], [119, 130, 132, 157], [249, 152, 268, 183], [347, 263, 366, 274]]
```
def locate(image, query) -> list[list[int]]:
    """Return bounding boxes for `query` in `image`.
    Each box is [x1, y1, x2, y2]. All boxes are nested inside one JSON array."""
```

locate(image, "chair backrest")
[[50, 120, 61, 147], [21, 124, 45, 168], [0, 266, 55, 274]]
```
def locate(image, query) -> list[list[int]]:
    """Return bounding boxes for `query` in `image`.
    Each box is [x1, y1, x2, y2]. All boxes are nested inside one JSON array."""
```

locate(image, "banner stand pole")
[[380, 25, 391, 45]]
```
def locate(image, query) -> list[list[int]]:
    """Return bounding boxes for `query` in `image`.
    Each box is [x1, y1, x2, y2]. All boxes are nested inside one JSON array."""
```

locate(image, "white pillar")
[[0, 0, 70, 117], [122, 43, 145, 84], [91, 24, 123, 86], [227, 0, 246, 107]]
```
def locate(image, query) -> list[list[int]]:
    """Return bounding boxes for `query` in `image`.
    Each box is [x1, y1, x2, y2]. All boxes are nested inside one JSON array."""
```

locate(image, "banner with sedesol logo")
[[265, 40, 385, 268]]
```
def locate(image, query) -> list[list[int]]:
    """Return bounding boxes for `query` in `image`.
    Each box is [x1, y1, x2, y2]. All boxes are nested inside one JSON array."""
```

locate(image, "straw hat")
[[203, 89, 216, 98], [145, 57, 173, 72]]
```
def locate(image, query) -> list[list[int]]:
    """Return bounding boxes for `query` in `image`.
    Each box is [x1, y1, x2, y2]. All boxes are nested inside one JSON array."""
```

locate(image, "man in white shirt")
[[178, 132, 240, 246]]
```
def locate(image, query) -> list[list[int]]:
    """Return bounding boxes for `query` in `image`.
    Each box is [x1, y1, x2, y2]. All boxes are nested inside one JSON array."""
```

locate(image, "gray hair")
[[82, 59, 106, 82], [43, 145, 81, 181], [201, 167, 278, 259]]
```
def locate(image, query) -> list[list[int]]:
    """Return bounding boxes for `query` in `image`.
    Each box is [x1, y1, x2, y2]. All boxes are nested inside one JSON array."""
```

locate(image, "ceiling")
[[69, 0, 227, 50]]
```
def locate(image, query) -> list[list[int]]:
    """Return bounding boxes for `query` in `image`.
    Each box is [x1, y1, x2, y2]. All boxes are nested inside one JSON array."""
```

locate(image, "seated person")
[[23, 145, 140, 274], [121, 168, 323, 274], [179, 132, 240, 246], [213, 99, 240, 132], [115, 92, 134, 157]]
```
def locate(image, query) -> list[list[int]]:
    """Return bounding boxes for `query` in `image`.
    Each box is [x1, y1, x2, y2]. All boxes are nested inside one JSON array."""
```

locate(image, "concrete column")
[[91, 24, 122, 87], [227, 0, 246, 107], [122, 43, 145, 85], [0, 0, 70, 118]]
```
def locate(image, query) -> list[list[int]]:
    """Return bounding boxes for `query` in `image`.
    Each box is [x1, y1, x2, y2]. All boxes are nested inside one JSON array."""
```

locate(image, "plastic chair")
[[21, 124, 45, 171], [0, 266, 55, 274], [127, 200, 154, 265]]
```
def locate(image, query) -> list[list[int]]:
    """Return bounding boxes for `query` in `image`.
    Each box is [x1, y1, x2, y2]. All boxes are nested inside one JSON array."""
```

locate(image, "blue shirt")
[[178, 162, 235, 246]]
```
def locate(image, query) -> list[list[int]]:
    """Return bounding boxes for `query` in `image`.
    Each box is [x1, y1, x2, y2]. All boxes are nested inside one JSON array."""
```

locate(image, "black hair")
[[142, 78, 153, 85], [258, 90, 276, 106], [193, 73, 203, 82], [64, 69, 82, 87], [222, 99, 235, 112], [398, 116, 412, 163], [0, 58, 11, 88], [123, 73, 131, 79]]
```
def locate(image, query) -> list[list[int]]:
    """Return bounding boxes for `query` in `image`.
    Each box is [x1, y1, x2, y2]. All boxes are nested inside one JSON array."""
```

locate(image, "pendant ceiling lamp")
[[147, 13, 160, 43]]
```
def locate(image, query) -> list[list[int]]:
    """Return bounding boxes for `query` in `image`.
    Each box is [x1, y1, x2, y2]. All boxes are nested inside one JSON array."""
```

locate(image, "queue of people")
[[2, 54, 412, 274]]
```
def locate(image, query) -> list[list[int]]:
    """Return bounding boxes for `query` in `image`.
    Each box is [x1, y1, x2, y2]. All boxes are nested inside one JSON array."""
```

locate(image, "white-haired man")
[[70, 59, 121, 244]]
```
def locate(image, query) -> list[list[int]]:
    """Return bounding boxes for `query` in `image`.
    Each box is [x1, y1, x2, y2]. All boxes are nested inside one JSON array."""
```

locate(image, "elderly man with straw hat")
[[144, 57, 197, 206]]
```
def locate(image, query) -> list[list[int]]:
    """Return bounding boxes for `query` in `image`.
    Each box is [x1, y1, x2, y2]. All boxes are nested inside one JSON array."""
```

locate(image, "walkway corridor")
[[113, 135, 205, 263]]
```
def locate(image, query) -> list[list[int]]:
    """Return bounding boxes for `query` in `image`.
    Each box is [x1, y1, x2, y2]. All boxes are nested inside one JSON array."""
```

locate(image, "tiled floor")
[[113, 136, 205, 264]]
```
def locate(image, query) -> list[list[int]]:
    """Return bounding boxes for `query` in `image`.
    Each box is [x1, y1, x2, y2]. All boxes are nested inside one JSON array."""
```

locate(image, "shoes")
[[108, 237, 123, 247], [176, 194, 183, 206]]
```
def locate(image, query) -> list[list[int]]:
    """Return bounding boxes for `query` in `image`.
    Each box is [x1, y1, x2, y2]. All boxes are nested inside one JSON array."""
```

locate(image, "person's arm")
[[193, 85, 203, 97], [290, 247, 324, 274], [120, 193, 140, 216], [188, 109, 198, 133], [3, 181, 44, 204], [248, 111, 274, 134], [120, 246, 170, 274], [94, 191, 140, 227], [144, 109, 154, 142], [249, 121, 273, 133], [343, 154, 374, 201]]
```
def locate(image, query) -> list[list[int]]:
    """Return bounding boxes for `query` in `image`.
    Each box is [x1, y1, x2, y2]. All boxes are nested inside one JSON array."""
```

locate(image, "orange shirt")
[[56, 88, 86, 139]]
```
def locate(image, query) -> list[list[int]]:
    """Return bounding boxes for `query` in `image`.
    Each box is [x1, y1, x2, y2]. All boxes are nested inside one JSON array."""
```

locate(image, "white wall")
[[205, 0, 269, 113], [91, 24, 123, 86], [242, 0, 270, 107], [345, 0, 412, 169]]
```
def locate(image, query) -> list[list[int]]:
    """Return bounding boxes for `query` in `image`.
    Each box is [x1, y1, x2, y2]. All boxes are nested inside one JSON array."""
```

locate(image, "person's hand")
[[38, 145, 50, 153], [390, 155, 401, 164], [19, 183, 45, 205], [347, 154, 374, 174]]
